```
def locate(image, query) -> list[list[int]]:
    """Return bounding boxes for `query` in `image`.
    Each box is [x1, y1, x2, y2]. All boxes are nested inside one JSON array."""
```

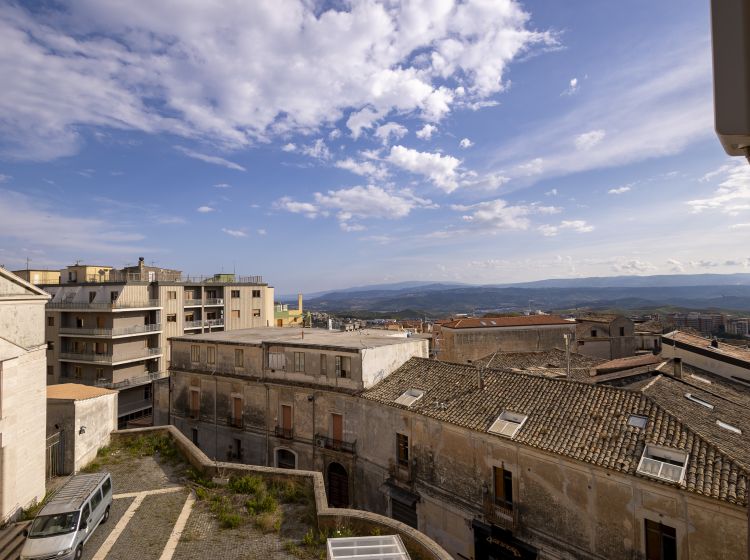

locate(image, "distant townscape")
[[1, 260, 748, 559]]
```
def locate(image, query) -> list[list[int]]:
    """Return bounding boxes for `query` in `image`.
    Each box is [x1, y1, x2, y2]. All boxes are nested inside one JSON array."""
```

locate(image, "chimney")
[[477, 368, 484, 390], [673, 357, 683, 379]]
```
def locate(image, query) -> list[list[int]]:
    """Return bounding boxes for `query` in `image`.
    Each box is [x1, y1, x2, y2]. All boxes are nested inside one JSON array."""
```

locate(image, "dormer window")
[[637, 444, 688, 484], [488, 411, 528, 439], [395, 388, 425, 407], [685, 393, 714, 410]]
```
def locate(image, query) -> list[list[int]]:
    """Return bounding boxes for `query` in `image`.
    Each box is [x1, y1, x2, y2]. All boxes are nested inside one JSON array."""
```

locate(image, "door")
[[233, 398, 242, 426], [277, 319, 283, 327], [331, 413, 343, 443], [281, 405, 292, 437], [276, 449, 296, 469], [327, 462, 349, 507]]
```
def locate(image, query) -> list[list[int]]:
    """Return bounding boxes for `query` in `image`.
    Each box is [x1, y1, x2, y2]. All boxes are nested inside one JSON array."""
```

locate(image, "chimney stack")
[[673, 357, 683, 379]]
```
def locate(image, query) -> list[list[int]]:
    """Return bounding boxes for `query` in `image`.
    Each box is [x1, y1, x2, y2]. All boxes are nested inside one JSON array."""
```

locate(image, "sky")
[[1, 0, 749, 294]]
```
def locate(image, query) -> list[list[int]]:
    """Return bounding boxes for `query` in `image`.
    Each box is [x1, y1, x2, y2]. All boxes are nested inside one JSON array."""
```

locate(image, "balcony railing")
[[184, 299, 202, 306], [95, 370, 168, 390], [275, 426, 293, 439], [204, 298, 224, 306], [59, 324, 161, 337], [48, 299, 161, 310], [60, 347, 162, 364], [205, 319, 224, 327], [315, 434, 356, 454], [56, 272, 264, 284], [184, 320, 204, 328]]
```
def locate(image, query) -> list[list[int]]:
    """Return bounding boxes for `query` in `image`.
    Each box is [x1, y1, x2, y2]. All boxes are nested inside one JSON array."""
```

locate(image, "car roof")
[[39, 473, 109, 516]]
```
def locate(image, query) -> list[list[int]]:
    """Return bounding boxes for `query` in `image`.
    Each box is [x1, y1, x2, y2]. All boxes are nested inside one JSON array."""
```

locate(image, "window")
[[81, 503, 90, 525], [294, 352, 305, 372], [335, 356, 351, 378], [110, 291, 119, 302], [190, 390, 200, 418], [268, 349, 285, 370], [320, 354, 327, 375], [207, 346, 216, 364], [95, 342, 107, 354], [235, 349, 244, 367], [231, 290, 240, 298], [637, 444, 688, 484], [619, 326, 626, 336], [89, 291, 96, 303], [191, 345, 200, 362], [47, 340, 54, 351], [47, 316, 54, 327], [252, 308, 261, 317], [167, 291, 177, 300], [331, 413, 343, 442], [591, 329, 598, 337], [628, 415, 648, 429], [397, 433, 409, 467], [90, 488, 102, 511], [493, 466, 513, 509], [96, 368, 104, 381], [192, 428, 199, 446], [231, 309, 240, 319], [684, 393, 714, 410], [488, 411, 528, 439], [252, 289, 261, 298], [645, 519, 676, 560], [102, 478, 112, 496], [395, 389, 425, 407], [74, 366, 82, 379], [47, 366, 54, 376], [167, 314, 177, 322], [76, 316, 84, 328], [144, 384, 152, 400], [96, 316, 105, 329]]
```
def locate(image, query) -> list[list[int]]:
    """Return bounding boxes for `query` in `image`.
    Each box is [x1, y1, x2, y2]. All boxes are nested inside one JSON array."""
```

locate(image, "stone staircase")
[[0, 521, 30, 560]]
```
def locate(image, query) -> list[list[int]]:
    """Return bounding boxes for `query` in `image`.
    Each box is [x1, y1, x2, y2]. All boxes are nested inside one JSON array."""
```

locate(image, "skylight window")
[[488, 411, 528, 439], [684, 393, 714, 410], [716, 420, 742, 434], [394, 388, 425, 408], [490, 320, 497, 325], [627, 415, 648, 429], [480, 321, 487, 326], [636, 444, 688, 484]]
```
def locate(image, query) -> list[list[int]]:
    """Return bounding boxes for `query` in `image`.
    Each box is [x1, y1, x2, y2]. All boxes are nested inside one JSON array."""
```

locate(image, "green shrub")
[[246, 492, 277, 515], [228, 475, 264, 495], [186, 468, 216, 488], [218, 511, 242, 529], [270, 479, 310, 504]]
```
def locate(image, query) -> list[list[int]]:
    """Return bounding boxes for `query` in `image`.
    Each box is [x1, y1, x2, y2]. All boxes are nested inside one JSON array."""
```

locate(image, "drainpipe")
[[265, 383, 270, 466]]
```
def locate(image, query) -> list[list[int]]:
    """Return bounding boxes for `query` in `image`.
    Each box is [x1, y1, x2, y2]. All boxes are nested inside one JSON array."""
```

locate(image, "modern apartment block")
[[41, 258, 274, 427]]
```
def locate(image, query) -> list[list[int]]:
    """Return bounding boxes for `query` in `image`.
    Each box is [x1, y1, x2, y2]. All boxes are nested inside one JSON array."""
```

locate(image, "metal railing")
[[315, 434, 356, 454], [184, 299, 202, 306], [275, 426, 293, 439], [204, 298, 224, 306], [59, 323, 161, 337], [205, 319, 224, 327], [57, 272, 264, 284], [184, 320, 204, 328], [60, 346, 162, 364], [48, 299, 161, 310], [95, 370, 168, 390]]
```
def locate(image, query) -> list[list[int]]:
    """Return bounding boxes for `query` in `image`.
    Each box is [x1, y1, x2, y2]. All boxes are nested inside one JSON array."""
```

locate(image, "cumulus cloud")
[[459, 138, 474, 149], [574, 129, 606, 151], [608, 186, 631, 195], [197, 206, 215, 213], [213, 183, 231, 189], [612, 259, 656, 273], [174, 146, 246, 171], [688, 160, 750, 215], [300, 139, 331, 160], [416, 124, 438, 140], [374, 122, 408, 146], [221, 228, 247, 238], [335, 158, 388, 181], [516, 158, 544, 176], [281, 143, 297, 152], [274, 197, 319, 218], [561, 77, 579, 96], [257, 228, 267, 235], [537, 220, 594, 237], [0, 1, 553, 160], [667, 258, 685, 272], [451, 199, 560, 231], [545, 188, 557, 196], [387, 145, 461, 192]]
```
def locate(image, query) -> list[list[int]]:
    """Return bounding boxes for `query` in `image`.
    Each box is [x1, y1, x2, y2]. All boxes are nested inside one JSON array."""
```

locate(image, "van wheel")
[[74, 545, 83, 559], [102, 506, 110, 524]]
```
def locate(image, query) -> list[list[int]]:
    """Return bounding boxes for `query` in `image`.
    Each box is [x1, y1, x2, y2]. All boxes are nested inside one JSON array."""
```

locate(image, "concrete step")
[[0, 521, 30, 560]]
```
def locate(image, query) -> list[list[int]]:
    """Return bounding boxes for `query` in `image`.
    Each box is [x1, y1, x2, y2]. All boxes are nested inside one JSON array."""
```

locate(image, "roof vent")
[[394, 388, 425, 408], [488, 410, 528, 439]]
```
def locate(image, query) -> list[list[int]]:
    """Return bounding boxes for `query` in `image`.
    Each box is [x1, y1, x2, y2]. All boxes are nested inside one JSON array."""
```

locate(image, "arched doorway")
[[276, 448, 296, 469], [327, 462, 349, 507]]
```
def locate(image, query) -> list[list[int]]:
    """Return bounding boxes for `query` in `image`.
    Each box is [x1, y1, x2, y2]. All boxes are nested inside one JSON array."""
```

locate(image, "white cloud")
[[730, 223, 750, 230], [281, 143, 297, 152], [221, 228, 247, 238], [667, 258, 685, 273], [340, 222, 367, 232], [300, 139, 331, 160], [0, 174, 10, 183], [460, 171, 510, 191], [174, 146, 246, 171], [690, 259, 719, 268], [608, 186, 631, 195], [257, 228, 267, 236], [612, 259, 657, 273], [375, 122, 408, 145], [545, 188, 557, 196], [516, 158, 544, 176], [335, 158, 388, 181], [197, 206, 215, 213], [274, 197, 319, 219], [387, 145, 461, 192], [155, 215, 186, 225], [452, 198, 557, 231], [416, 124, 437, 140], [574, 129, 606, 151], [561, 77, 579, 96], [459, 138, 474, 149], [213, 183, 231, 189], [0, 1, 553, 160], [687, 160, 750, 215], [328, 129, 342, 140], [537, 220, 594, 236]]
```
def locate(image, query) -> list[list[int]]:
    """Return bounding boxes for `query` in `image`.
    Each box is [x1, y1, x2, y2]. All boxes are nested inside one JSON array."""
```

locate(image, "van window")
[[81, 503, 90, 525], [28, 512, 80, 538], [90, 488, 102, 511], [102, 478, 112, 496]]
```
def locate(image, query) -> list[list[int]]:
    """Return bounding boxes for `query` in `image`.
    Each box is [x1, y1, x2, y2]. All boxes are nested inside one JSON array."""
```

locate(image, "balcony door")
[[331, 413, 343, 443]]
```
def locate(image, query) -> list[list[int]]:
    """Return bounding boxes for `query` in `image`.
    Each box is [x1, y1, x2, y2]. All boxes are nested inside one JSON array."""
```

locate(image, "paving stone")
[[81, 496, 134, 560]]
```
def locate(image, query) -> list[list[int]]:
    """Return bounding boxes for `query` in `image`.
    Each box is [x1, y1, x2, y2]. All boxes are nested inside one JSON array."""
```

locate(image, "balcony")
[[184, 299, 202, 307], [60, 347, 162, 365], [59, 323, 161, 338], [274, 426, 293, 439], [95, 370, 168, 390], [204, 298, 224, 306], [205, 319, 224, 328], [48, 299, 161, 311], [315, 434, 356, 454], [488, 502, 515, 531], [184, 320, 203, 329]]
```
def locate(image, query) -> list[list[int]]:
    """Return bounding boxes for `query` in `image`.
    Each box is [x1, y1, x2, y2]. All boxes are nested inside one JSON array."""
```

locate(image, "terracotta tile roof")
[[441, 315, 573, 329], [595, 354, 663, 374], [362, 357, 748, 506], [47, 383, 117, 401], [663, 330, 750, 363], [472, 348, 604, 375], [634, 320, 666, 334], [576, 314, 620, 324]]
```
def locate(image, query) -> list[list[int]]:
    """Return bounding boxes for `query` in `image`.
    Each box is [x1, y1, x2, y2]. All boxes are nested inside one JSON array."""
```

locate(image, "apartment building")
[[42, 258, 274, 427], [0, 268, 50, 522], [11, 268, 61, 285], [575, 314, 635, 360]]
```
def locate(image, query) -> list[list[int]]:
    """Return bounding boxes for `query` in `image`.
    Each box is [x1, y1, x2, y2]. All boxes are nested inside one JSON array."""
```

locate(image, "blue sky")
[[1, 0, 748, 294]]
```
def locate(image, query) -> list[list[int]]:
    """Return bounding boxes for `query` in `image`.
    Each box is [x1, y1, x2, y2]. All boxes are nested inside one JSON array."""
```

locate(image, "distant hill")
[[302, 275, 750, 317]]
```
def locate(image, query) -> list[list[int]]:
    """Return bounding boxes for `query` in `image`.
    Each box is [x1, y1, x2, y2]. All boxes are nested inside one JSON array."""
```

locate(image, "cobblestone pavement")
[[79, 454, 305, 559]]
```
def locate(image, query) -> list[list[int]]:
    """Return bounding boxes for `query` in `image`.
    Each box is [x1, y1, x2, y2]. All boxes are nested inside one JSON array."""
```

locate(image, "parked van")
[[21, 472, 112, 560]]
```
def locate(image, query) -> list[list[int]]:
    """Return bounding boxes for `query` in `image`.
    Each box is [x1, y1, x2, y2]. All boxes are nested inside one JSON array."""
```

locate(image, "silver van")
[[21, 472, 113, 560]]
